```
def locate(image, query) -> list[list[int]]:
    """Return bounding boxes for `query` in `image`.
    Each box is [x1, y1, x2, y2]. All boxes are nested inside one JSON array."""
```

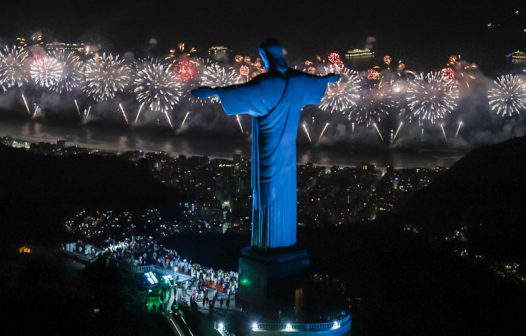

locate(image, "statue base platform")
[[237, 246, 309, 309], [229, 249, 351, 335]]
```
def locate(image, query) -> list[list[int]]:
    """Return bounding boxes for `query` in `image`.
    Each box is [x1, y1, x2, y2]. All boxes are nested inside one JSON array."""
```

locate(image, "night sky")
[[1, 0, 525, 70], [2, 2, 526, 336]]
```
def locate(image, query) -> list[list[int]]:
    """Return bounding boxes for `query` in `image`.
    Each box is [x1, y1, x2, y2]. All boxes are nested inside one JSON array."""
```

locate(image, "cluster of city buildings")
[[1, 136, 445, 234], [1, 136, 444, 232], [297, 162, 443, 227]]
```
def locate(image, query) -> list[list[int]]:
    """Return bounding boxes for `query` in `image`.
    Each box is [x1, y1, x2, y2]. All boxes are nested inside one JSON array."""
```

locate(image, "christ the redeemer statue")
[[193, 40, 338, 250]]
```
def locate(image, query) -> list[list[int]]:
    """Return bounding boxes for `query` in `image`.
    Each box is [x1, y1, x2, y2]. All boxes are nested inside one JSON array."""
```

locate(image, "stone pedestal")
[[237, 246, 310, 308]]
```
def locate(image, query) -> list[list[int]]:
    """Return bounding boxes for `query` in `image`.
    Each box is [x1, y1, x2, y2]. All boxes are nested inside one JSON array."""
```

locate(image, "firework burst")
[[165, 42, 197, 63], [440, 67, 455, 81], [488, 74, 526, 117], [200, 61, 240, 88], [48, 50, 83, 93], [171, 57, 200, 82], [447, 55, 477, 89], [319, 68, 361, 113], [30, 55, 64, 88], [350, 83, 394, 126], [405, 71, 459, 124], [174, 58, 209, 106], [0, 46, 29, 88], [83, 53, 131, 102], [133, 60, 183, 127]]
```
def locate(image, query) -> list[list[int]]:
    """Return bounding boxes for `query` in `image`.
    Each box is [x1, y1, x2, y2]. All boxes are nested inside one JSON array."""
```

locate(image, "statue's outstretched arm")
[[191, 79, 271, 117], [301, 73, 341, 106]]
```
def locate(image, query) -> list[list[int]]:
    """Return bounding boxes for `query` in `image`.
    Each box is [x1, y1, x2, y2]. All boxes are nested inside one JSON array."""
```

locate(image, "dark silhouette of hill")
[[399, 135, 526, 259], [0, 144, 181, 247], [3, 251, 173, 336], [0, 144, 184, 335]]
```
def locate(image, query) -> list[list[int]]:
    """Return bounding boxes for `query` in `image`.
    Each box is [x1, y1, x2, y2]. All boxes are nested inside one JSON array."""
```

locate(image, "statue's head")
[[259, 40, 288, 74]]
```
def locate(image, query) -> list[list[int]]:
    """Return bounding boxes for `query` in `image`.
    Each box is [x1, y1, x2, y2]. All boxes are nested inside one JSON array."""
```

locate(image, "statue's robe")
[[216, 69, 335, 249]]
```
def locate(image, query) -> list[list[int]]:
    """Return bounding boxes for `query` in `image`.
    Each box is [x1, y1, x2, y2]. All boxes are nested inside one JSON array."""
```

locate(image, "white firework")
[[0, 46, 29, 88], [133, 60, 183, 112], [48, 50, 83, 93], [406, 71, 459, 124], [319, 68, 361, 113], [30, 55, 64, 88], [488, 74, 526, 117], [83, 53, 131, 102], [350, 84, 394, 126], [200, 61, 241, 88]]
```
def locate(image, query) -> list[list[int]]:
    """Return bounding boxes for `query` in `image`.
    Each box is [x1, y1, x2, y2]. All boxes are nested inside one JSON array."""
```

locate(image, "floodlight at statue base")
[[237, 246, 310, 309]]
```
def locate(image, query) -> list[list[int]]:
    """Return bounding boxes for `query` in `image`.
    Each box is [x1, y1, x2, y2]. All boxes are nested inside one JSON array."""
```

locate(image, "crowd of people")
[[62, 240, 99, 257], [63, 236, 239, 304]]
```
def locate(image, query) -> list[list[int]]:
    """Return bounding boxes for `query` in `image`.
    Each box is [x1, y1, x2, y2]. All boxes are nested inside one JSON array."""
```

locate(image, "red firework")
[[328, 52, 344, 69], [367, 68, 380, 80], [328, 52, 340, 63], [171, 58, 198, 82], [440, 67, 455, 81], [239, 65, 250, 77]]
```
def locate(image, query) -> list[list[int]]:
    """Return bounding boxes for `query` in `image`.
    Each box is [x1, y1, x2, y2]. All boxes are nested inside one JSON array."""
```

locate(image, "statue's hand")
[[191, 87, 218, 99]]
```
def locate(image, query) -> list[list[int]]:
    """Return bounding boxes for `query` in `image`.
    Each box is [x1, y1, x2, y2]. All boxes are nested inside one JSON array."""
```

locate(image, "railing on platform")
[[253, 314, 351, 332], [60, 250, 99, 264]]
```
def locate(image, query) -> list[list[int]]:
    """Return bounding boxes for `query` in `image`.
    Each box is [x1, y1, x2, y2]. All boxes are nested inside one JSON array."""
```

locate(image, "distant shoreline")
[[0, 116, 470, 168]]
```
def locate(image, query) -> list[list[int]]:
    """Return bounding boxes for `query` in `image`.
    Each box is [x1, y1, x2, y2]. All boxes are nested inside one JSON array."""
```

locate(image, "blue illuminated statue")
[[193, 40, 338, 250]]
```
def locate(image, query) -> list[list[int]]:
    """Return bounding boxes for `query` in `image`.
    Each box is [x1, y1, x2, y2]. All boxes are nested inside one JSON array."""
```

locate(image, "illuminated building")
[[344, 48, 375, 60], [46, 42, 91, 55], [208, 46, 229, 61], [360, 162, 376, 172], [510, 50, 526, 63]]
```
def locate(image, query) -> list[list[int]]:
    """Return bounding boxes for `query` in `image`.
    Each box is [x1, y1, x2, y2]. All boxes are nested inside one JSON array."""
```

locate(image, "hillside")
[[0, 144, 180, 247], [400, 135, 526, 258]]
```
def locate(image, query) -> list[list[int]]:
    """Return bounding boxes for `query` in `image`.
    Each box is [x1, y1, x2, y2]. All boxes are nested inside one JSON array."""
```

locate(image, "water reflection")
[[0, 118, 467, 168]]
